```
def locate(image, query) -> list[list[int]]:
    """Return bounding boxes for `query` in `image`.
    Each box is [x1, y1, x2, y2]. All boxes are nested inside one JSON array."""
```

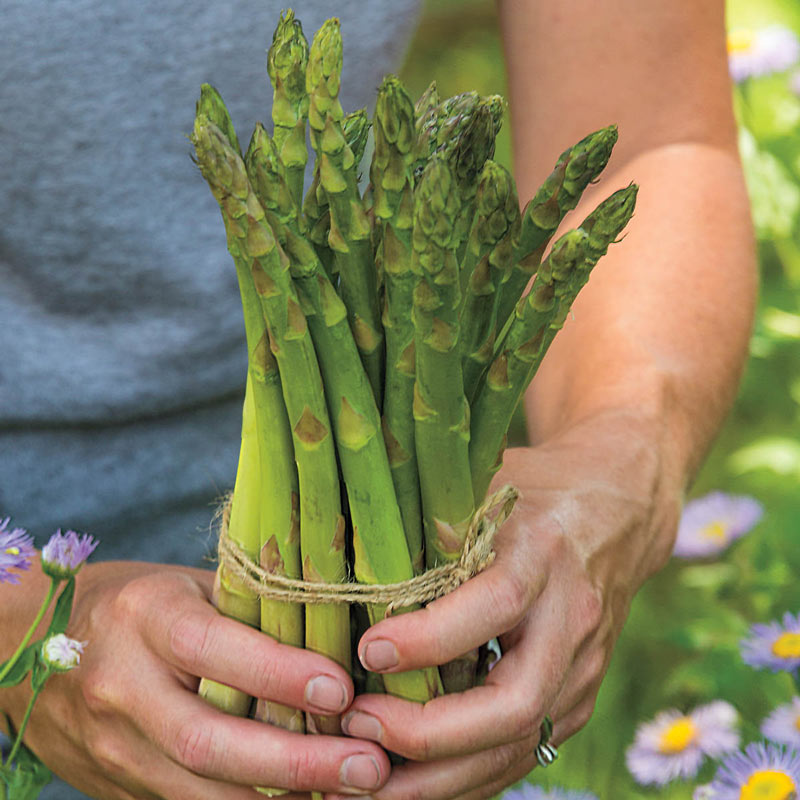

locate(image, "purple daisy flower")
[[626, 701, 740, 786], [41, 634, 86, 672], [762, 697, 800, 749], [501, 785, 597, 800], [0, 517, 36, 585], [741, 612, 800, 673], [41, 529, 98, 579], [673, 492, 763, 559], [710, 742, 800, 799], [729, 26, 800, 83]]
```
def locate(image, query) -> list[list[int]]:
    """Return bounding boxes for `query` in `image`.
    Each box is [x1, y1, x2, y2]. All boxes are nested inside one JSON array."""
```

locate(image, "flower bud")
[[41, 529, 98, 579]]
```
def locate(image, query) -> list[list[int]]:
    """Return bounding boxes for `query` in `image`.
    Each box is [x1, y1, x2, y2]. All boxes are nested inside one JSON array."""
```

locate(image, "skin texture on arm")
[[327, 2, 758, 800]]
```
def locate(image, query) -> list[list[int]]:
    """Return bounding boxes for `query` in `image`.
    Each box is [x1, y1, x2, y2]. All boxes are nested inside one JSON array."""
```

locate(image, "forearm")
[[524, 144, 757, 488]]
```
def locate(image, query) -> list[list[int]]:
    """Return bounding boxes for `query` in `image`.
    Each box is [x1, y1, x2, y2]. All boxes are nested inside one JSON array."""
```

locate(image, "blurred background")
[[400, 0, 800, 796]]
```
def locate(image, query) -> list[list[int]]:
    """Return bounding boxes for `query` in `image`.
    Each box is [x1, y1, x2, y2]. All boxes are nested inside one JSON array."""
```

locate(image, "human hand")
[[329, 410, 682, 800], [1, 562, 390, 799]]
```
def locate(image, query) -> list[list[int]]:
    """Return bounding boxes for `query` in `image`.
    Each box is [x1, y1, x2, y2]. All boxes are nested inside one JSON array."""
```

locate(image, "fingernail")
[[305, 675, 348, 713], [342, 711, 383, 743], [361, 639, 398, 671], [340, 754, 382, 791]]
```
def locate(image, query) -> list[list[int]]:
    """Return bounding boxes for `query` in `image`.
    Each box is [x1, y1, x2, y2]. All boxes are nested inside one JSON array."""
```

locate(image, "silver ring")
[[534, 715, 559, 768]]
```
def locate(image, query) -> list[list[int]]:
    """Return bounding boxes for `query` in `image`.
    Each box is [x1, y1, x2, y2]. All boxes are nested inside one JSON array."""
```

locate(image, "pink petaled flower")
[[41, 529, 98, 579], [672, 491, 763, 559], [501, 785, 597, 800], [0, 517, 36, 585], [741, 612, 800, 674], [728, 26, 800, 83], [710, 742, 800, 799], [41, 634, 86, 672], [626, 701, 740, 786], [762, 697, 800, 749]]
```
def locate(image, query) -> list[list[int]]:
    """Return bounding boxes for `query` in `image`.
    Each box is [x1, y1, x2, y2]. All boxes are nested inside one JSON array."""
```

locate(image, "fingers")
[[137, 673, 390, 794], [357, 540, 548, 674], [131, 575, 353, 716], [342, 588, 575, 761], [325, 738, 538, 800]]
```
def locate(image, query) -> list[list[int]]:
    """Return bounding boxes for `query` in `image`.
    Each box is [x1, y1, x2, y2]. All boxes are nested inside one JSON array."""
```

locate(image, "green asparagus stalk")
[[246, 126, 443, 702], [371, 75, 424, 573], [193, 115, 350, 735], [301, 108, 369, 281], [307, 19, 384, 405], [200, 375, 260, 716], [267, 9, 309, 209], [470, 185, 638, 500], [195, 84, 257, 717], [494, 125, 618, 333], [459, 160, 521, 400], [412, 156, 475, 566]]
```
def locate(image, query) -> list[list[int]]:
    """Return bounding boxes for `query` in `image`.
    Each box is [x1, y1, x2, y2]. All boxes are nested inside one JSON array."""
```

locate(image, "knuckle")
[[174, 720, 217, 773], [169, 613, 217, 674], [284, 746, 320, 790], [486, 571, 529, 632], [506, 702, 538, 742], [91, 734, 129, 778], [112, 576, 155, 620], [487, 740, 524, 778], [579, 584, 604, 635], [81, 667, 123, 713], [248, 649, 285, 698]]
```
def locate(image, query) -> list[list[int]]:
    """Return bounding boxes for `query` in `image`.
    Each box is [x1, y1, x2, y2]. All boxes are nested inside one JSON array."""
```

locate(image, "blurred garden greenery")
[[400, 0, 800, 797]]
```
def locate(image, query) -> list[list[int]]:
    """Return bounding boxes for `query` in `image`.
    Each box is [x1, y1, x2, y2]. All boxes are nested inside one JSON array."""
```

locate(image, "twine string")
[[217, 485, 519, 612]]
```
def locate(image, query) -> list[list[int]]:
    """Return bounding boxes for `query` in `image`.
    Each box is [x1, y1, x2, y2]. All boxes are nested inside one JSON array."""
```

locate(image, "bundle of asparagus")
[[191, 9, 636, 734]]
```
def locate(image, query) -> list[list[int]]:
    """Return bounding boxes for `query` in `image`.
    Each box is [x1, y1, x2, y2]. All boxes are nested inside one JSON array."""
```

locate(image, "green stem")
[[0, 579, 58, 685], [4, 682, 45, 768]]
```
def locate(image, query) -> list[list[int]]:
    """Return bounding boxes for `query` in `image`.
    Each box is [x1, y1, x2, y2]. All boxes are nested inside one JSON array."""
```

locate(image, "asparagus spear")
[[194, 84, 257, 717], [371, 75, 424, 573], [470, 185, 638, 500], [413, 91, 478, 180], [267, 9, 309, 209], [343, 107, 371, 169], [459, 160, 521, 400], [413, 80, 439, 130], [246, 125, 443, 702], [193, 115, 350, 735], [412, 155, 475, 566], [302, 107, 371, 281], [494, 125, 618, 333], [307, 19, 384, 404]]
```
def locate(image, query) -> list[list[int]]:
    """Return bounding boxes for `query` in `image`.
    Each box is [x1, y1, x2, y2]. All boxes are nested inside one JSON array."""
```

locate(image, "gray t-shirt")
[[1, 1, 420, 796]]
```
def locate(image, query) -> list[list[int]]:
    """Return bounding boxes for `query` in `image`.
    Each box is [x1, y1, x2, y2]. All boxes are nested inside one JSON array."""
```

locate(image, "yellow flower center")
[[4, 546, 20, 556], [728, 29, 756, 54], [772, 633, 800, 659], [795, 714, 800, 732], [658, 717, 696, 754], [739, 769, 796, 800], [700, 520, 729, 542]]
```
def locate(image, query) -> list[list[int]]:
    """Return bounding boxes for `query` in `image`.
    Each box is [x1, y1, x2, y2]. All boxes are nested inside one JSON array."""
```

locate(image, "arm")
[[328, 3, 756, 799]]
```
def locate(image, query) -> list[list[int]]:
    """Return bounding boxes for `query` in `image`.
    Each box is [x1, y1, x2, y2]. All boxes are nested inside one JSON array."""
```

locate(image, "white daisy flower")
[[42, 634, 86, 672], [762, 697, 800, 750], [626, 701, 740, 786]]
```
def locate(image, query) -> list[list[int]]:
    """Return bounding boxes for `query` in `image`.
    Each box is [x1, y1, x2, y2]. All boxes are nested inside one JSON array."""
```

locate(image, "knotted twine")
[[217, 484, 519, 615]]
